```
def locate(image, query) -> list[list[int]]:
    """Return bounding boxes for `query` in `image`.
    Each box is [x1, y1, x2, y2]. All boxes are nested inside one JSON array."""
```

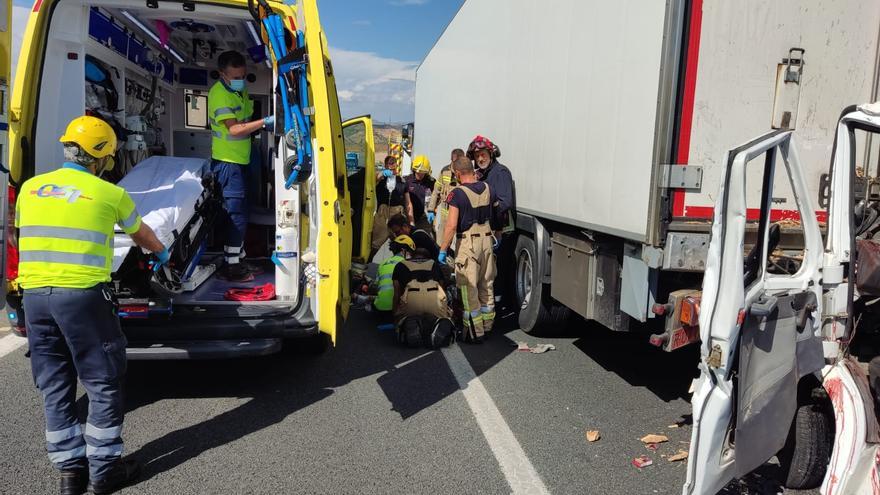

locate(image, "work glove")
[[263, 115, 275, 128], [151, 246, 171, 272], [438, 251, 447, 264], [427, 212, 435, 224], [383, 169, 394, 178]]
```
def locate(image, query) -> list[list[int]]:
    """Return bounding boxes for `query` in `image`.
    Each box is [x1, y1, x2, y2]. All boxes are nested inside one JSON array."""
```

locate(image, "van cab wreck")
[[5, 0, 378, 358]]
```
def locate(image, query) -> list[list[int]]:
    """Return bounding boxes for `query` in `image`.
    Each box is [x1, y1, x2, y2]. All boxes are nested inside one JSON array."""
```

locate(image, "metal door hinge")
[[660, 164, 703, 191], [783, 48, 805, 84]]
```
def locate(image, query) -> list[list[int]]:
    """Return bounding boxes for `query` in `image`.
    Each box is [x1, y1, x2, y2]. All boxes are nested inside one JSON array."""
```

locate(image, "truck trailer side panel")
[[414, 0, 670, 242]]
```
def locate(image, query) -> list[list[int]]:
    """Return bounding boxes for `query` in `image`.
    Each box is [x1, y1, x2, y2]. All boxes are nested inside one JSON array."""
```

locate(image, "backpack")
[[396, 315, 455, 349]]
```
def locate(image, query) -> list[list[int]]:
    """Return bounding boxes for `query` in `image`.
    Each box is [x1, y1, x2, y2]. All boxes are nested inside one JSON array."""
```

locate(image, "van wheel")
[[515, 235, 569, 335], [777, 387, 834, 489]]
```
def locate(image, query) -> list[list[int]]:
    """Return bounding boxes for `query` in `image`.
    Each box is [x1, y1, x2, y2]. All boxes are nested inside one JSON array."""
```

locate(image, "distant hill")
[[344, 122, 403, 169]]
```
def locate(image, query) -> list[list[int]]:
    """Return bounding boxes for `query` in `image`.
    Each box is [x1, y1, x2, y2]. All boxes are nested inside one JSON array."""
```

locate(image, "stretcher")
[[111, 156, 222, 297]]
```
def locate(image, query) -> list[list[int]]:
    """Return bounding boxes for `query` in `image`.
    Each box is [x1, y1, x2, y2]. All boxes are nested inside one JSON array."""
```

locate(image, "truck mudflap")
[[821, 358, 880, 495]]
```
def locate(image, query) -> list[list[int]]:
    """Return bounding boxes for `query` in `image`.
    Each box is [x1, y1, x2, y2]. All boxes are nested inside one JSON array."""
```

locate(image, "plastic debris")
[[668, 450, 689, 462], [586, 430, 600, 442], [632, 455, 653, 468], [514, 342, 557, 354], [640, 434, 669, 444]]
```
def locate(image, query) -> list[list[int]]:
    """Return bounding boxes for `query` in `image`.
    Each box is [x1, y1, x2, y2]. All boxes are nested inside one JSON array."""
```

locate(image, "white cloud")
[[329, 46, 416, 123], [388, 0, 429, 5]]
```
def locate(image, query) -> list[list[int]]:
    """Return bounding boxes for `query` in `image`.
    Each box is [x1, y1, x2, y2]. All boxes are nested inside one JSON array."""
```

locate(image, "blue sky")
[[9, 0, 464, 123]]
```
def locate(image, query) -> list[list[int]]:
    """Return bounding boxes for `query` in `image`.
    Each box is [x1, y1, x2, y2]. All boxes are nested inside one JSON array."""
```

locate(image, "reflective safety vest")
[[374, 254, 404, 311], [208, 80, 254, 165], [15, 163, 143, 289], [398, 259, 449, 319]]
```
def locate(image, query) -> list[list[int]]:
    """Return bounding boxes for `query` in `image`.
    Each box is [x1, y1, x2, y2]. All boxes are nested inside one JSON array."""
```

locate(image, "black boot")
[[60, 469, 87, 495], [87, 458, 141, 495], [218, 263, 255, 282]]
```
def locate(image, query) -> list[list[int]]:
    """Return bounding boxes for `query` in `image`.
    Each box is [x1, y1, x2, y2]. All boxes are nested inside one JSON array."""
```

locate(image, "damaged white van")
[[4, 0, 378, 358], [683, 104, 880, 494]]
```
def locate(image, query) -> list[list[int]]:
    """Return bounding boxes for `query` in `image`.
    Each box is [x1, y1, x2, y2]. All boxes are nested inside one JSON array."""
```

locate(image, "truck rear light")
[[118, 304, 149, 318], [6, 185, 18, 283], [679, 296, 700, 327]]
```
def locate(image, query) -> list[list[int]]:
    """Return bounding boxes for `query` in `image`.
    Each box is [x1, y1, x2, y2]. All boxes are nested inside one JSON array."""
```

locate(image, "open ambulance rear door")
[[683, 130, 826, 494], [0, 0, 10, 302], [342, 115, 376, 264]]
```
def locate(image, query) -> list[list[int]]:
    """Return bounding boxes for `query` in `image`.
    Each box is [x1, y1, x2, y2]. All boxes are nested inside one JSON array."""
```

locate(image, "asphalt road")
[[0, 310, 811, 494]]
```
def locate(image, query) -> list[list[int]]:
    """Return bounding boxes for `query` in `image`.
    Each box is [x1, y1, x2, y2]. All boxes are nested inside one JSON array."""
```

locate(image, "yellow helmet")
[[412, 155, 431, 174], [390, 234, 415, 253], [59, 116, 117, 170]]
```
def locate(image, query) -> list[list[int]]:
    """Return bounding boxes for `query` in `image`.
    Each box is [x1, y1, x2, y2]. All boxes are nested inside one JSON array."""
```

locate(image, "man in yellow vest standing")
[[208, 50, 274, 282], [17, 116, 168, 495]]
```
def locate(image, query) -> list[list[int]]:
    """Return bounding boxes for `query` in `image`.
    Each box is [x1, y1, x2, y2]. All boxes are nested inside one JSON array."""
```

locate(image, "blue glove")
[[438, 251, 447, 264], [263, 115, 275, 128], [427, 212, 435, 224], [383, 169, 394, 178], [152, 246, 170, 272], [493, 236, 501, 252]]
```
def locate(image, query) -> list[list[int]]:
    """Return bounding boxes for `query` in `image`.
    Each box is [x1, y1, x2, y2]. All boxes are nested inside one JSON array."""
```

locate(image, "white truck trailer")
[[414, 0, 880, 349]]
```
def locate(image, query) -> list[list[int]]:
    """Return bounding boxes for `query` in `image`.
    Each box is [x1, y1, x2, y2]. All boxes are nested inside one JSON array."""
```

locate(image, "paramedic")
[[405, 155, 436, 235], [469, 135, 516, 308], [427, 148, 462, 239], [370, 155, 407, 261], [18, 116, 168, 495], [393, 247, 454, 347], [209, 50, 274, 282], [386, 213, 440, 260], [438, 156, 496, 343], [373, 235, 415, 330]]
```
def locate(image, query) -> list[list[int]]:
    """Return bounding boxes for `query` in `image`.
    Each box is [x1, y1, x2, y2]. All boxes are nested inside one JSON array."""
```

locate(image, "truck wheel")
[[515, 235, 569, 335], [777, 386, 834, 489]]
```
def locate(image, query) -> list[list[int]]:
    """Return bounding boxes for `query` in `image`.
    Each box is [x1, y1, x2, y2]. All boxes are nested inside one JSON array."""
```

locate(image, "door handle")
[[749, 295, 778, 317]]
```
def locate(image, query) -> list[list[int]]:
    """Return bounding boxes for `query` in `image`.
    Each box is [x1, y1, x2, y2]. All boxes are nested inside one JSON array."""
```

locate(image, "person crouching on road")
[[427, 148, 462, 239], [469, 135, 516, 309], [438, 156, 497, 344], [370, 155, 407, 262], [373, 235, 415, 330], [387, 213, 440, 260], [18, 116, 170, 495], [404, 155, 436, 236], [393, 247, 455, 348]]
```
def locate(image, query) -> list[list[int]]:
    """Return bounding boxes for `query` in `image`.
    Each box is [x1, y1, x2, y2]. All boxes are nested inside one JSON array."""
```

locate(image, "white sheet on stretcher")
[[112, 156, 210, 272]]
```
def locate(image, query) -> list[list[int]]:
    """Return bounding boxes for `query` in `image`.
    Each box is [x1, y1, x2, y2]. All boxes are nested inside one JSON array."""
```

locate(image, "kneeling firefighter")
[[393, 247, 455, 348]]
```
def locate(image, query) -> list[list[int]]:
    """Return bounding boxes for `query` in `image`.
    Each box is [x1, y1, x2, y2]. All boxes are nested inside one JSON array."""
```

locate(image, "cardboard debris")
[[668, 450, 689, 462], [640, 434, 669, 444], [585, 430, 600, 442], [632, 455, 653, 468]]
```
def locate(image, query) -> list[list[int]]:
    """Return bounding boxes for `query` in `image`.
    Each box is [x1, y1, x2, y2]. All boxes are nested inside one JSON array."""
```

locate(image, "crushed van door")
[[683, 130, 826, 494]]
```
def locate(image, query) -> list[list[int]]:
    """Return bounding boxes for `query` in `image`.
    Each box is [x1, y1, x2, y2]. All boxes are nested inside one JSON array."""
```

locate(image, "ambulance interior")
[[29, 0, 311, 309]]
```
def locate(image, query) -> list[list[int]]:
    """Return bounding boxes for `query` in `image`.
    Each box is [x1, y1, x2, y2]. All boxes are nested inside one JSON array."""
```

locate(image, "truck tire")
[[515, 235, 569, 335], [777, 387, 834, 490]]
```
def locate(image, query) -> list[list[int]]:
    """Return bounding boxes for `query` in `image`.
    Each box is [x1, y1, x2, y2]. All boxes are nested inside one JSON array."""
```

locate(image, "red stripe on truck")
[[672, 0, 704, 217], [682, 206, 828, 224]]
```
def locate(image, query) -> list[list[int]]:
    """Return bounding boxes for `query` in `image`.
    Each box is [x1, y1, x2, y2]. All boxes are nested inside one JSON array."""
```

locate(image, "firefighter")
[[18, 116, 169, 495], [468, 135, 516, 308], [438, 156, 496, 343], [370, 155, 407, 261], [373, 235, 415, 329], [392, 247, 454, 348], [208, 50, 274, 282], [386, 213, 440, 260], [427, 148, 462, 239], [405, 155, 436, 235]]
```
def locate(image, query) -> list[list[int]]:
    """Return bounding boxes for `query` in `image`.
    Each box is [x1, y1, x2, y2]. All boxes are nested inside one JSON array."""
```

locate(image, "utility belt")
[[457, 229, 493, 240]]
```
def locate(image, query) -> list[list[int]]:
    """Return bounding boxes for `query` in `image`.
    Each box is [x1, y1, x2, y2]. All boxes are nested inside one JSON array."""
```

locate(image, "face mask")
[[229, 79, 246, 92]]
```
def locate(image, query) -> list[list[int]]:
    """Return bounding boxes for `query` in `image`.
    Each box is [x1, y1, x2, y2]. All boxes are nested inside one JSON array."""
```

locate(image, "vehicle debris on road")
[[639, 434, 669, 445], [632, 455, 653, 469], [585, 430, 601, 442], [515, 342, 556, 354], [667, 450, 689, 462]]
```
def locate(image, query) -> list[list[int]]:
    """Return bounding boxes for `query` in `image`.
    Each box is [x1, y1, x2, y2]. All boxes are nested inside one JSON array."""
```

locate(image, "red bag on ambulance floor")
[[224, 283, 276, 301]]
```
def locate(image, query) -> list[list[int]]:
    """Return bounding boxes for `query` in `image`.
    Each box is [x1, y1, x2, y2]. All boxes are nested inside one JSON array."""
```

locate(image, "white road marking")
[[0, 333, 27, 359], [442, 343, 551, 495]]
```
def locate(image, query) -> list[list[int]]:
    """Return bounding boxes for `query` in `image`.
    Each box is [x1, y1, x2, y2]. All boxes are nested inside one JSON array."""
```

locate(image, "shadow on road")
[[118, 307, 514, 484], [561, 319, 700, 403]]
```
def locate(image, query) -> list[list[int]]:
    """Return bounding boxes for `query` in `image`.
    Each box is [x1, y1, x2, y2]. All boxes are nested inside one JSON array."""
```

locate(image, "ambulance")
[[4, 0, 378, 358]]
